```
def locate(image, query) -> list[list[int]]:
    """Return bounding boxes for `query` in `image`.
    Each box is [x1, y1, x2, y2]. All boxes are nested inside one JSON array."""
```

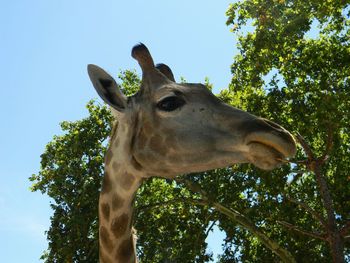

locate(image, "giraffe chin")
[[246, 142, 286, 170]]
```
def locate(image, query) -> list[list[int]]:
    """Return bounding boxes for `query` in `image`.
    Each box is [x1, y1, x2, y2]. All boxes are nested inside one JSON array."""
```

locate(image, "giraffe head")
[[88, 43, 296, 178]]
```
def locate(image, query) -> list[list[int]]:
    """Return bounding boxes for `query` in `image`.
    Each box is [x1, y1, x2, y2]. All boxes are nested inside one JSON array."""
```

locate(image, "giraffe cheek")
[[137, 129, 148, 150], [164, 135, 180, 152], [149, 134, 167, 156], [167, 154, 184, 164], [134, 151, 175, 177], [134, 152, 156, 166]]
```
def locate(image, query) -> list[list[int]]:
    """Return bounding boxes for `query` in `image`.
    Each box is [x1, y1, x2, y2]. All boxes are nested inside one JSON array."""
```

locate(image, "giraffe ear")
[[156, 63, 175, 82], [87, 64, 127, 112]]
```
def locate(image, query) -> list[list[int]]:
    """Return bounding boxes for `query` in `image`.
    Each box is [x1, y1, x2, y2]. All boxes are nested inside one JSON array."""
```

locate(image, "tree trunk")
[[314, 165, 344, 263]]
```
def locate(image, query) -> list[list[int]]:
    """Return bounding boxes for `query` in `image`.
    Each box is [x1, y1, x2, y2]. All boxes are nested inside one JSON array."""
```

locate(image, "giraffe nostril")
[[262, 119, 295, 145]]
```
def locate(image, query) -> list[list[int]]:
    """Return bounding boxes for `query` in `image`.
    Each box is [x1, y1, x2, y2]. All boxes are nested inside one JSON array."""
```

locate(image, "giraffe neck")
[[99, 159, 142, 263], [99, 120, 144, 263]]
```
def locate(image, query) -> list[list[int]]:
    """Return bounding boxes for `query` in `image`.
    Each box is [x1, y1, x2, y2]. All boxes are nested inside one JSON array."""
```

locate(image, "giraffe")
[[87, 43, 297, 263]]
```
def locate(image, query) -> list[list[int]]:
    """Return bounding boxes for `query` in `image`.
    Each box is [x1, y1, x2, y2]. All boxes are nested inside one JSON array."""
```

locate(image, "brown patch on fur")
[[137, 129, 148, 150], [101, 203, 110, 221], [136, 152, 155, 164], [101, 171, 112, 194], [115, 236, 134, 262], [149, 134, 167, 155], [100, 247, 113, 263], [143, 122, 153, 134], [112, 193, 124, 211], [131, 156, 143, 171], [105, 149, 113, 166], [111, 213, 129, 239], [100, 226, 113, 253], [165, 135, 178, 150], [120, 173, 135, 190], [129, 112, 139, 155]]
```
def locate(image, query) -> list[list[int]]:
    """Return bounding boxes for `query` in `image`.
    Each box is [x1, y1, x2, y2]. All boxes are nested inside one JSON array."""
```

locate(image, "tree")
[[31, 1, 349, 262], [221, 0, 349, 261]]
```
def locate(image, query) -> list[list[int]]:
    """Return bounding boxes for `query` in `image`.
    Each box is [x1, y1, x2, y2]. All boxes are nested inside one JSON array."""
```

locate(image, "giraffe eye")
[[157, 96, 186, 112]]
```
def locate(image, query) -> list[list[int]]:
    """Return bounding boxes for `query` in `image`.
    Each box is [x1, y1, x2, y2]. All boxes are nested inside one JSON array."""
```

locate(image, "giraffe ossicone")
[[88, 43, 296, 263]]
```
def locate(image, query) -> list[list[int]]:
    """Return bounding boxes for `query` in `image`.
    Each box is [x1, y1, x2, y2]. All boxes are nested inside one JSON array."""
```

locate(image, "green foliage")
[[220, 0, 350, 261], [118, 69, 140, 96], [31, 1, 350, 262], [136, 179, 213, 262], [30, 101, 112, 262]]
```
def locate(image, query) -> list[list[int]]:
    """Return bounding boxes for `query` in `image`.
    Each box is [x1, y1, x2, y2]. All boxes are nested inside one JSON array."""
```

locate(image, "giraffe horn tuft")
[[131, 43, 155, 71]]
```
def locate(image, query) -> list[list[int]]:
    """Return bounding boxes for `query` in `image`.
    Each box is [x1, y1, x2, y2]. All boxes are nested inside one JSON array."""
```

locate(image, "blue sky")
[[0, 0, 236, 261]]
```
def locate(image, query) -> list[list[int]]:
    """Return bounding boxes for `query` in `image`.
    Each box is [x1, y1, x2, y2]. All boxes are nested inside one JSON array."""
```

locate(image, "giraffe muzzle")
[[243, 118, 297, 170]]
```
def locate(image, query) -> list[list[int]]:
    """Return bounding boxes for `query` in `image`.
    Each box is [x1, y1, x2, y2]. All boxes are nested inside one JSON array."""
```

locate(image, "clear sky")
[[0, 0, 236, 261]]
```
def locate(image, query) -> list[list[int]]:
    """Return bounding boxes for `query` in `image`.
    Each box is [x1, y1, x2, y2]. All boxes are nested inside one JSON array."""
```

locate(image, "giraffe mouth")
[[246, 141, 288, 170], [243, 120, 297, 170], [247, 135, 296, 159]]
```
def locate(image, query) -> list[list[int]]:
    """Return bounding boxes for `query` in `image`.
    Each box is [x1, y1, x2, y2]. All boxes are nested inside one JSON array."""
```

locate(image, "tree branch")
[[296, 133, 315, 161], [319, 126, 334, 164], [285, 196, 327, 227], [205, 220, 217, 239], [136, 198, 198, 213], [175, 177, 296, 263], [276, 158, 309, 166], [295, 132, 344, 263], [277, 220, 327, 241], [136, 197, 213, 215], [285, 169, 309, 185]]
